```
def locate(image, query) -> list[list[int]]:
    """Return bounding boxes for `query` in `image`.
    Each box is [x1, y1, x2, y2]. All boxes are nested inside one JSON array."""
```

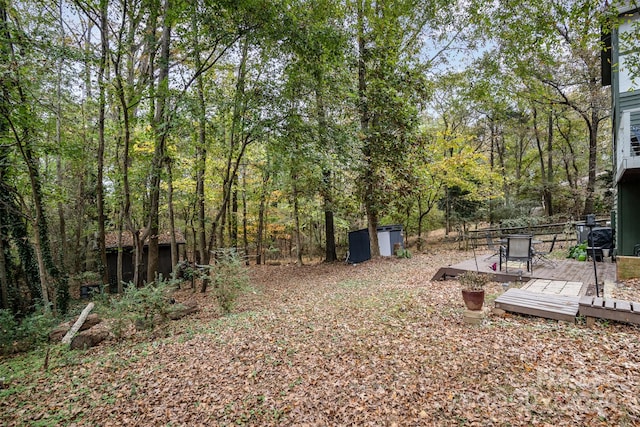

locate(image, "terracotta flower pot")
[[461, 289, 485, 311]]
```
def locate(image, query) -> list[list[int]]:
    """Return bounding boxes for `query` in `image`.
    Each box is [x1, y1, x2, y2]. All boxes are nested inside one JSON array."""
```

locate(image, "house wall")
[[617, 180, 640, 255], [613, 5, 640, 257], [618, 12, 640, 93], [619, 93, 640, 126], [106, 245, 180, 292]]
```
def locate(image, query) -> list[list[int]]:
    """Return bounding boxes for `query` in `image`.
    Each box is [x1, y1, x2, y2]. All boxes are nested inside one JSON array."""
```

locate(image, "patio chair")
[[500, 235, 533, 274], [484, 232, 504, 260], [533, 234, 557, 267]]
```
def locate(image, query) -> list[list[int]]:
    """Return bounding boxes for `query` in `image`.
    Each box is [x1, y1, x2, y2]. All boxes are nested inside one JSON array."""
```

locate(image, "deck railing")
[[616, 107, 640, 182], [465, 218, 610, 251]]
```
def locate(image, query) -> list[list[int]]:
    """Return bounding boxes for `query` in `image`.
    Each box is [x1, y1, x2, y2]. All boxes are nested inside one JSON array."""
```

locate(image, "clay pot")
[[461, 289, 485, 311]]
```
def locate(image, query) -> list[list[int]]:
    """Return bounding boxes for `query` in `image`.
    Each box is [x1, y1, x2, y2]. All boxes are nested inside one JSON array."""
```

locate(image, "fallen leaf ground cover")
[[2, 248, 640, 426]]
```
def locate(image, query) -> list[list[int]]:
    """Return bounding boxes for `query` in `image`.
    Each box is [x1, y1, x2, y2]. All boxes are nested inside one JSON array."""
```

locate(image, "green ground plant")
[[211, 249, 251, 314], [568, 242, 588, 261], [106, 277, 178, 337], [0, 308, 56, 355]]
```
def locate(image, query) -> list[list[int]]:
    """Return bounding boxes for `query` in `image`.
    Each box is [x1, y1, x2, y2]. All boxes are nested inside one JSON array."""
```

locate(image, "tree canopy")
[[0, 0, 624, 314]]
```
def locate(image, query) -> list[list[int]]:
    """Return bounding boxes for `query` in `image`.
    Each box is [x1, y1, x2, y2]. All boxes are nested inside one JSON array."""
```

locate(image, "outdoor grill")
[[587, 227, 614, 261]]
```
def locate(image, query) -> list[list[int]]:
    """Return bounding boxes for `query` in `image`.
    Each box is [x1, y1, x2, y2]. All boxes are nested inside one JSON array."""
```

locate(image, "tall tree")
[[486, 0, 610, 216]]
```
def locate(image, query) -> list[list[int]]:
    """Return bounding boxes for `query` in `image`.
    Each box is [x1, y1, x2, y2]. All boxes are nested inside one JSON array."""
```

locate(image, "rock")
[[50, 314, 102, 342], [70, 324, 110, 350]]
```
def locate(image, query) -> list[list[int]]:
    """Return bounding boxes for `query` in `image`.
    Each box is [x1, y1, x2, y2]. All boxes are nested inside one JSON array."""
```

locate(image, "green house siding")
[[618, 180, 640, 255], [620, 92, 640, 126]]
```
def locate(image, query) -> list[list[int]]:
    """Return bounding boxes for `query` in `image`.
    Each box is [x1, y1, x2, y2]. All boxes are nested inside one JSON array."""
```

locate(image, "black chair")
[[500, 235, 533, 274], [533, 235, 557, 267]]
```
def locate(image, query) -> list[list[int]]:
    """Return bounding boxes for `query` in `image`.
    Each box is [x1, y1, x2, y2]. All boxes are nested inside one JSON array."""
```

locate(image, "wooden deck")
[[431, 254, 616, 286], [521, 278, 586, 296], [433, 254, 618, 323], [494, 288, 579, 322]]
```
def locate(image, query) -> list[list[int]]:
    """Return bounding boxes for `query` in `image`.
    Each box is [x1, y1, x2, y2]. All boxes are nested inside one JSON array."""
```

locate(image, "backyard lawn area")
[[2, 246, 640, 426]]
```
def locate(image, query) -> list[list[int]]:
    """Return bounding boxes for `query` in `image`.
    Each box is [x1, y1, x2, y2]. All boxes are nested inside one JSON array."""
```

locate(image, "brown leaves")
[[2, 250, 640, 425]]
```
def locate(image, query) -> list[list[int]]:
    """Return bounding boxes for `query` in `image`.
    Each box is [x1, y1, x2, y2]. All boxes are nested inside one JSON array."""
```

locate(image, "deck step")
[[579, 296, 640, 325], [494, 288, 579, 322]]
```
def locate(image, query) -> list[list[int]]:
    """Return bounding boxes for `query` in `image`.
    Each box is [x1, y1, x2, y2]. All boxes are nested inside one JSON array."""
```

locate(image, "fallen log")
[[70, 324, 110, 350], [50, 313, 102, 342], [168, 301, 199, 320], [61, 302, 95, 344]]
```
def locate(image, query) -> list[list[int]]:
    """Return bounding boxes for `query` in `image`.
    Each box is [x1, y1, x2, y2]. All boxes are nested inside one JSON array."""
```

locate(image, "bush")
[[107, 277, 177, 336], [396, 248, 412, 259], [0, 309, 56, 354], [211, 249, 251, 314], [568, 242, 588, 261]]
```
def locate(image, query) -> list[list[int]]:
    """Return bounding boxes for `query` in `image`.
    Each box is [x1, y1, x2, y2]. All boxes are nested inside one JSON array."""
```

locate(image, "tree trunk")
[[533, 107, 549, 214], [55, 2, 66, 271], [357, 1, 379, 258], [96, 0, 109, 286], [582, 110, 599, 216], [192, 5, 209, 266], [256, 170, 268, 265], [292, 181, 303, 266], [167, 158, 178, 273], [146, 0, 171, 284], [546, 112, 554, 216], [315, 83, 337, 262], [242, 166, 249, 264], [324, 208, 337, 262], [0, 227, 8, 310], [230, 173, 238, 249]]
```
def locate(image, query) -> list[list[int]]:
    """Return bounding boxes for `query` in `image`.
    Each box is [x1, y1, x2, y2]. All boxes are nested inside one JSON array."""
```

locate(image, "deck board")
[[494, 288, 579, 322]]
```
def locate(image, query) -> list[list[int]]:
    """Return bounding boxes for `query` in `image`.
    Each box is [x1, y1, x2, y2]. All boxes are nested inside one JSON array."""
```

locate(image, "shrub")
[[457, 271, 491, 291], [107, 277, 177, 336], [396, 248, 412, 259], [211, 249, 251, 314], [0, 309, 56, 354], [568, 243, 588, 261]]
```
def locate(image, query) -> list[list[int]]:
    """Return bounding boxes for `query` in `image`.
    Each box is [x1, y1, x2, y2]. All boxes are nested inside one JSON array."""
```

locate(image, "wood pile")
[[50, 300, 199, 350]]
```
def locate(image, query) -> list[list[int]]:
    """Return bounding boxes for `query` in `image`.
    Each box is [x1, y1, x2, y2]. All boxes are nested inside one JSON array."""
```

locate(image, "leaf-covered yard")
[[2, 250, 640, 426]]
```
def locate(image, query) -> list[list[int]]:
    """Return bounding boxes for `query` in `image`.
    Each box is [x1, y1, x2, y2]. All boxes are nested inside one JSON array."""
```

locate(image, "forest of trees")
[[0, 0, 633, 315]]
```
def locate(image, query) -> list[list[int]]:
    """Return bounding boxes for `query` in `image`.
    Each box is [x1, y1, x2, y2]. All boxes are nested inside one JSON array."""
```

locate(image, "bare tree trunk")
[[192, 6, 209, 266], [96, 0, 109, 286], [146, 0, 171, 284], [256, 169, 269, 265], [231, 174, 238, 250], [167, 158, 178, 273], [533, 107, 549, 214], [117, 221, 124, 293], [357, 1, 379, 257], [242, 166, 249, 264], [293, 182, 303, 266], [0, 227, 9, 309], [582, 109, 599, 216], [55, 1, 66, 270], [546, 112, 554, 216], [315, 85, 337, 262]]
